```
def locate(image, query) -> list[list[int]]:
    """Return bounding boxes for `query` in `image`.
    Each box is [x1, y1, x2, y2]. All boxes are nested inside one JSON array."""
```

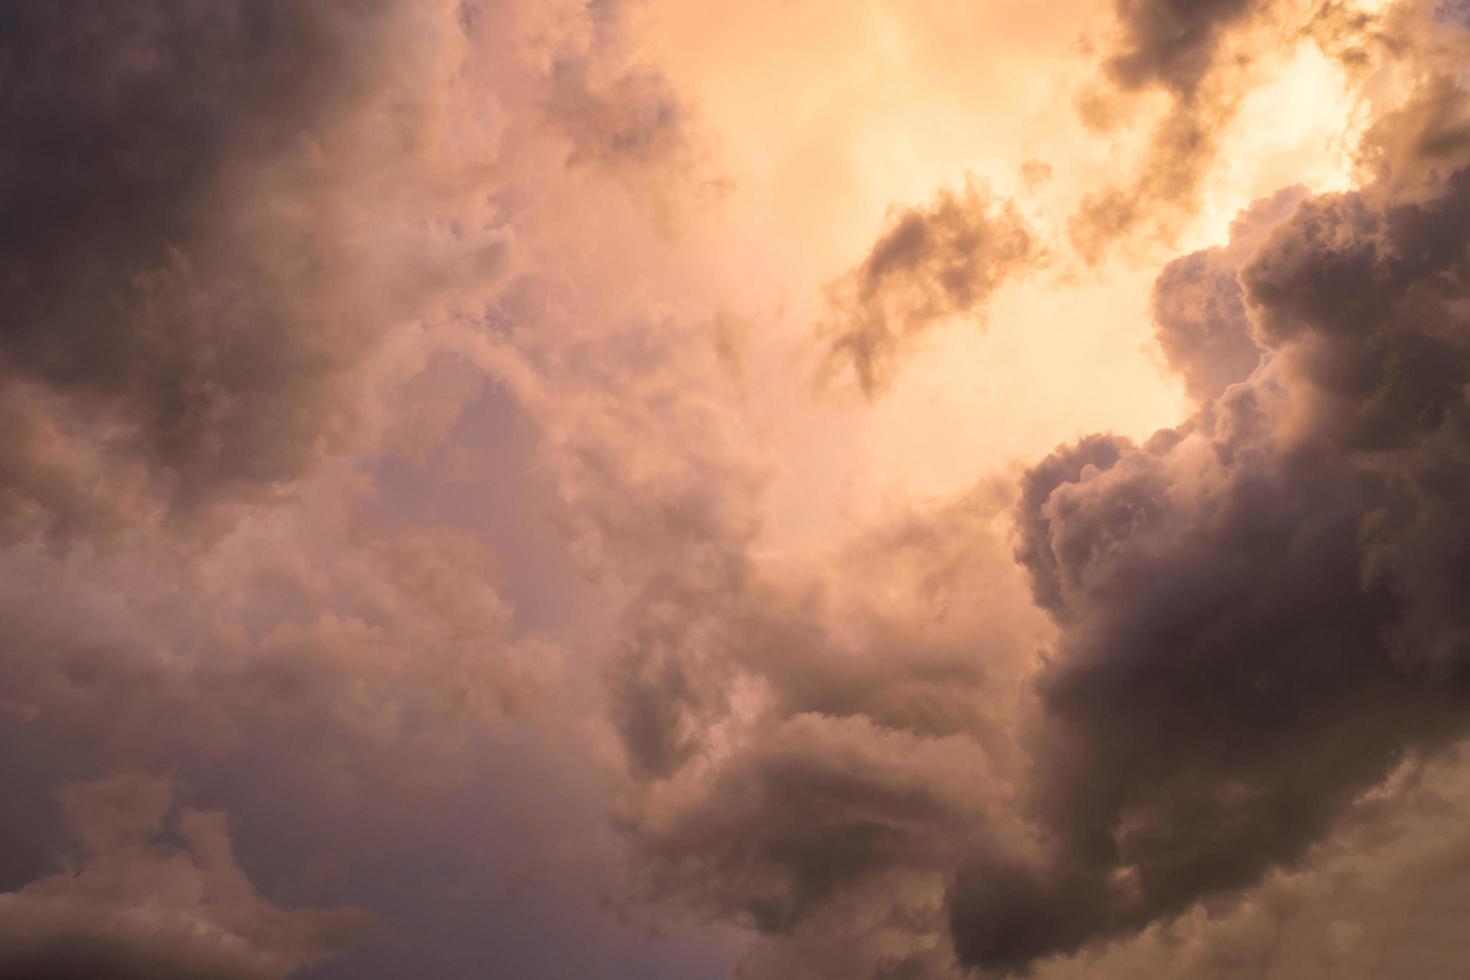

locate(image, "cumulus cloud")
[[951, 78, 1470, 974], [9, 2, 1470, 979], [1152, 184, 1308, 402], [1033, 747, 1470, 980]]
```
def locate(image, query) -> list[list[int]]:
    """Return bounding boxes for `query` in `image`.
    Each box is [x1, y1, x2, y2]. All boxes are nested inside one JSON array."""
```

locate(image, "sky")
[[3, 1, 1470, 978]]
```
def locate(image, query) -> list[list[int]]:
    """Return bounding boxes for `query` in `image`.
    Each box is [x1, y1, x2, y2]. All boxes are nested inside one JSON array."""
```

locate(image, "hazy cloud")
[[7, 3, 1470, 979], [1066, 0, 1345, 259], [0, 774, 369, 980], [0, 1, 508, 532], [820, 178, 1042, 397]]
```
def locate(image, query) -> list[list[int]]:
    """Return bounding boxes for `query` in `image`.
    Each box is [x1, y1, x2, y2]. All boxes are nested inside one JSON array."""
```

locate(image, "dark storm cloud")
[[821, 179, 1042, 396], [950, 83, 1470, 974], [0, 1, 357, 322], [0, 2, 351, 489], [0, 938, 258, 980], [0, 1, 507, 533]]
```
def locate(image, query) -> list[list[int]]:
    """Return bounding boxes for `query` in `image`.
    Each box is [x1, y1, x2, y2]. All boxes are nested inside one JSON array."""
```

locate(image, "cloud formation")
[[1067, 0, 1351, 259], [0, 774, 368, 980], [952, 78, 1470, 973], [0, 1, 508, 535], [1152, 184, 1308, 402], [0, 3, 702, 977], [820, 178, 1042, 396], [1105, 0, 1260, 95], [7, 2, 1470, 979]]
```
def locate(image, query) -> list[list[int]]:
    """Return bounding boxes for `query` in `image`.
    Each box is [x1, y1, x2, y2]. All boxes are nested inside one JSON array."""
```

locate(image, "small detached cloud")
[[820, 177, 1043, 397]]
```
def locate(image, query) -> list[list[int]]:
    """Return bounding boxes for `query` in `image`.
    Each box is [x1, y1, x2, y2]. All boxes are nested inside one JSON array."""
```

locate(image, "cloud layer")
[[5, 2, 1470, 979]]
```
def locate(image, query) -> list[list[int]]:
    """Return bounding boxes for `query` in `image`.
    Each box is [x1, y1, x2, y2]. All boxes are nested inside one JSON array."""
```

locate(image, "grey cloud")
[[504, 302, 1043, 955], [1105, 0, 1260, 95], [0, 774, 369, 980], [1030, 747, 1470, 980], [0, 1, 508, 535], [821, 179, 1042, 397], [0, 4, 739, 980], [1066, 0, 1333, 260], [0, 938, 262, 980], [559, 350, 1048, 962], [0, 4, 734, 975], [580, 393, 1038, 783], [0, 2, 359, 489], [1071, 1, 1465, 260], [612, 597, 741, 781], [627, 714, 997, 936], [20, 3, 1470, 979], [1066, 0, 1267, 259], [1152, 185, 1308, 403], [0, 468, 642, 980], [952, 89, 1470, 974]]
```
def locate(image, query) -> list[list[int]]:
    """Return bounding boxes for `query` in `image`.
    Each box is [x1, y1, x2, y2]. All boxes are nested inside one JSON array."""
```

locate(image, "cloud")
[[8, 2, 1470, 979], [1152, 184, 1308, 403], [628, 714, 998, 935], [0, 1, 508, 535], [1066, 0, 1273, 258], [1070, 0, 1470, 260], [548, 60, 691, 171], [0, 1, 737, 976], [0, 773, 369, 980], [1065, 0, 1358, 259], [1104, 0, 1260, 96], [820, 178, 1043, 397], [952, 79, 1470, 974], [1032, 747, 1470, 980], [576, 423, 1050, 969]]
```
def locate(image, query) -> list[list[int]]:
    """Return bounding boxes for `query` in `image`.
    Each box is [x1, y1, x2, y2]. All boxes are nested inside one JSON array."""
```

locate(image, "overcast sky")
[[4, 1, 1470, 978]]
